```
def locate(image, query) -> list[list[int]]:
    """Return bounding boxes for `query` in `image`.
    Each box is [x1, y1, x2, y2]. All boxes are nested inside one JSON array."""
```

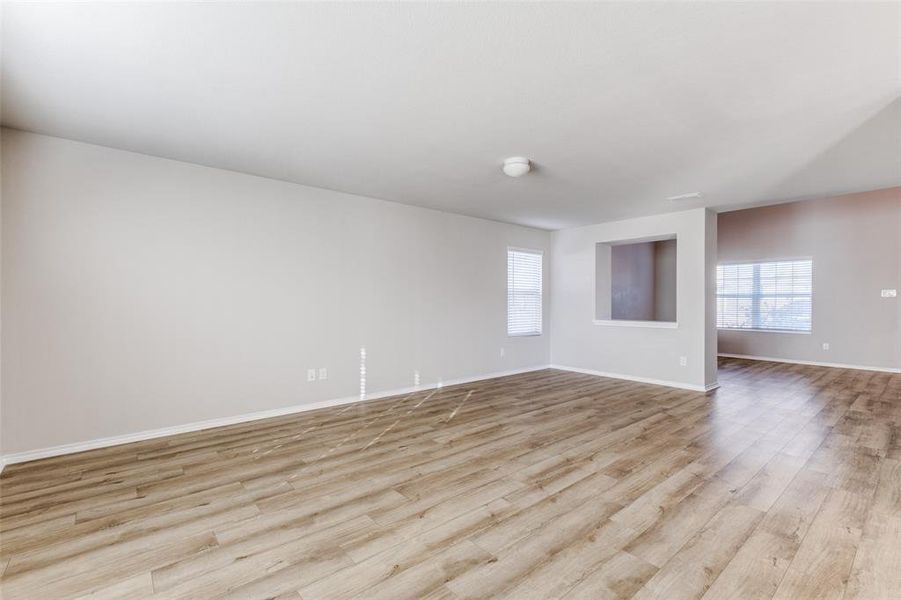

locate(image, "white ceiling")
[[2, 2, 899, 230]]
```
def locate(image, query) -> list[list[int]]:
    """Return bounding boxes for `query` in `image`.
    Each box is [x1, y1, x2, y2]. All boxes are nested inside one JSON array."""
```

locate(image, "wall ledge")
[[593, 319, 678, 329]]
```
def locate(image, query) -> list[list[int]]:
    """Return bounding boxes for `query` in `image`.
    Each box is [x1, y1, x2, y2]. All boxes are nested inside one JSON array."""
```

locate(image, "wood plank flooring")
[[1, 358, 899, 599]]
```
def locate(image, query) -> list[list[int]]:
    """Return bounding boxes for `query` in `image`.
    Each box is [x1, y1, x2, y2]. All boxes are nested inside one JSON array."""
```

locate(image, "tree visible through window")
[[717, 259, 812, 332]]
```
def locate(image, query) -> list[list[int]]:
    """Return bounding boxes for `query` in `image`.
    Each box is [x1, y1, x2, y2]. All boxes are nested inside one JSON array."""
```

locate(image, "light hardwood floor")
[[1, 358, 899, 599]]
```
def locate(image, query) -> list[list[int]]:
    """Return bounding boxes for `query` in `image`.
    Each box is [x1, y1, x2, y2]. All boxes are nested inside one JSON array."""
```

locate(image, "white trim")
[[718, 353, 901, 374], [718, 328, 810, 335], [593, 319, 678, 329], [1, 362, 737, 467], [506, 245, 544, 256], [718, 255, 814, 266], [1, 365, 549, 466], [550, 364, 716, 393]]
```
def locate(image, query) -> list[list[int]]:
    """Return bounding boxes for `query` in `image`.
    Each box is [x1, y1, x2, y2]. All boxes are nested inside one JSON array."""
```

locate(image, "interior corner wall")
[[0, 129, 551, 456], [717, 188, 901, 370], [0, 132, 3, 462], [703, 208, 718, 387], [653, 238, 677, 322], [550, 208, 717, 389]]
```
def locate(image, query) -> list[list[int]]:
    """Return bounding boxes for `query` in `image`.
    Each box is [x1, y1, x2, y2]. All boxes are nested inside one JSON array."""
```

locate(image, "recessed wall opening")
[[596, 235, 677, 324]]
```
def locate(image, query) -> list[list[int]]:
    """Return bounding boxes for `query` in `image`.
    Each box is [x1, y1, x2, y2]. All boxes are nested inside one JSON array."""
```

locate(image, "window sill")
[[593, 319, 678, 329], [717, 328, 811, 335]]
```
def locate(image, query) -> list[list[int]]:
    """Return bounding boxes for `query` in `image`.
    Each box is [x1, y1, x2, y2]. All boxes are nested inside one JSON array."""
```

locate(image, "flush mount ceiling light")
[[502, 156, 531, 177], [666, 192, 703, 202]]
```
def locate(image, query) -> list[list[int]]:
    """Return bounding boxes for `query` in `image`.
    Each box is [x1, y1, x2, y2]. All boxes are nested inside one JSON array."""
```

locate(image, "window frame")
[[716, 257, 813, 334], [506, 247, 544, 337]]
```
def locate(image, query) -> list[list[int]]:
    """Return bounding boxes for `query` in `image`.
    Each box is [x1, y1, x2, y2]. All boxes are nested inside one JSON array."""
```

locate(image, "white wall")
[[0, 130, 550, 455], [0, 137, 4, 464], [718, 188, 900, 370], [550, 208, 718, 390]]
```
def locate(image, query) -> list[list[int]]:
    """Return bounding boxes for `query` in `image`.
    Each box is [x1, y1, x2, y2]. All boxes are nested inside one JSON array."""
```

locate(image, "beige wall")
[[717, 188, 901, 370], [1, 130, 550, 455]]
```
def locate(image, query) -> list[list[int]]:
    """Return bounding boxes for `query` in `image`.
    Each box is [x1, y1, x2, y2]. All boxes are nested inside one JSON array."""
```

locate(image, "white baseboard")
[[549, 364, 717, 393], [718, 353, 901, 374], [1, 361, 731, 468], [1, 365, 550, 467]]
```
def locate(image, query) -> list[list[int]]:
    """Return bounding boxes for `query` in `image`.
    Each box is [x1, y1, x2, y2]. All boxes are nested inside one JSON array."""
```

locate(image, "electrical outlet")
[[307, 369, 317, 382], [413, 370, 421, 386], [679, 356, 687, 367], [318, 368, 328, 380], [822, 343, 830, 351], [881, 289, 897, 298], [499, 347, 505, 357]]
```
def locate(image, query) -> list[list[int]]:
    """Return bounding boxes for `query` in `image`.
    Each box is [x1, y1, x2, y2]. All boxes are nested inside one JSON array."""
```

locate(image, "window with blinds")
[[507, 249, 543, 336], [717, 259, 813, 332]]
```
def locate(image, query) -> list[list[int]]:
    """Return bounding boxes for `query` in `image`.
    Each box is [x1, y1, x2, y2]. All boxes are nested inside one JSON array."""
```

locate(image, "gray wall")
[[654, 238, 677, 322], [611, 242, 655, 321], [717, 188, 900, 370], [608, 239, 677, 322], [552, 208, 718, 390], [1, 130, 550, 455]]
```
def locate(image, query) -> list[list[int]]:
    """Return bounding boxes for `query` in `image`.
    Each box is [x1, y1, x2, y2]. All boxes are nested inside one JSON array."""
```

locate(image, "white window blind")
[[507, 249, 543, 336], [717, 259, 812, 332]]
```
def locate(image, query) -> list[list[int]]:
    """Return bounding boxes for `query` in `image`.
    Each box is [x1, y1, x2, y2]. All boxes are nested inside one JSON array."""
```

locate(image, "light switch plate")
[[307, 369, 317, 382], [881, 289, 897, 298]]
